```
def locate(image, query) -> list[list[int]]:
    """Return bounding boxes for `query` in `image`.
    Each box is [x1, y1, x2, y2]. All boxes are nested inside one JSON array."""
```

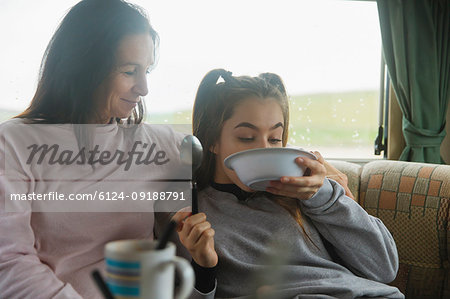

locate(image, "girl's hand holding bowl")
[[267, 151, 327, 200]]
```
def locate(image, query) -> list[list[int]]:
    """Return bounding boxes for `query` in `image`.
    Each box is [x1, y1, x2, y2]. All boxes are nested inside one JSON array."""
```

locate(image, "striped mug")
[[105, 240, 194, 299]]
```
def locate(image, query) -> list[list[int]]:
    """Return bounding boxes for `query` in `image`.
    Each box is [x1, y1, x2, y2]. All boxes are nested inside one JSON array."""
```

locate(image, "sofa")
[[329, 159, 450, 299]]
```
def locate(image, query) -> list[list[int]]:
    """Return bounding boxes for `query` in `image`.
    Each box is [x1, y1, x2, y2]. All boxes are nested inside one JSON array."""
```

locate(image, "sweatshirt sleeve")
[[0, 132, 82, 298], [299, 178, 399, 283], [0, 210, 83, 299], [188, 282, 216, 299]]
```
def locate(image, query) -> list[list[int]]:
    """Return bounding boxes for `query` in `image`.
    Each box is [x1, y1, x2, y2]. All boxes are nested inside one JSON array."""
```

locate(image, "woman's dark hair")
[[17, 0, 159, 124], [192, 69, 316, 243]]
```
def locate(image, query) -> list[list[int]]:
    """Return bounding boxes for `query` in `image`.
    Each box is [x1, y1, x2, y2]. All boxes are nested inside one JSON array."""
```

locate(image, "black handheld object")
[[180, 135, 203, 168], [156, 220, 177, 250], [192, 182, 198, 214], [91, 269, 115, 299], [179, 135, 203, 215]]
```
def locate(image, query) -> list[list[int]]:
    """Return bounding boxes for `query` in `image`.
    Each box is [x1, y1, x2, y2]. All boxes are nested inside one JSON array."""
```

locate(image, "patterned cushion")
[[360, 160, 450, 298]]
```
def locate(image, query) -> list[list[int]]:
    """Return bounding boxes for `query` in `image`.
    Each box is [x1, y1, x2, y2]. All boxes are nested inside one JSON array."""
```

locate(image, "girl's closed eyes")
[[237, 137, 282, 144]]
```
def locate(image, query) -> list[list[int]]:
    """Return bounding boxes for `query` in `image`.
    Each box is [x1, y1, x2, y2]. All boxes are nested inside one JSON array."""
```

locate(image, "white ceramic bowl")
[[224, 147, 316, 191]]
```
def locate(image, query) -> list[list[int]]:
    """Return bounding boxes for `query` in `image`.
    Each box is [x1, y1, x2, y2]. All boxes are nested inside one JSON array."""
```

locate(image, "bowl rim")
[[224, 147, 317, 170]]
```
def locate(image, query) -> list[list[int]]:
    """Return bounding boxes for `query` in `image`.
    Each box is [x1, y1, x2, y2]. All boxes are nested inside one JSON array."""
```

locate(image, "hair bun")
[[259, 72, 287, 96], [220, 70, 233, 82]]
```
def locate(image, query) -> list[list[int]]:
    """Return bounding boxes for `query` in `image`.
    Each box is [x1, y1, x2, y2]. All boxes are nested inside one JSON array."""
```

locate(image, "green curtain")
[[377, 0, 449, 163]]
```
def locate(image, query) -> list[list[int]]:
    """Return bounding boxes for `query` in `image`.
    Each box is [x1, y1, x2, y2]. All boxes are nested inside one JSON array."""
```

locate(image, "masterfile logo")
[[26, 141, 170, 171]]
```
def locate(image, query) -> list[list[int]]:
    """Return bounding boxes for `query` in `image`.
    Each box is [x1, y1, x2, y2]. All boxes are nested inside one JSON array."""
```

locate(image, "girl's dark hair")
[[16, 0, 159, 124], [193, 69, 315, 243]]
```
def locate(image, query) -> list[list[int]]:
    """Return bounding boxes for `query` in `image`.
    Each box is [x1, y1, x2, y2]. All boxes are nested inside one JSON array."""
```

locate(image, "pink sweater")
[[0, 119, 186, 298]]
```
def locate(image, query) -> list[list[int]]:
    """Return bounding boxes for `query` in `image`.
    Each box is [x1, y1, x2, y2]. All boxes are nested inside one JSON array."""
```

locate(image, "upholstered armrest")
[[359, 160, 450, 298]]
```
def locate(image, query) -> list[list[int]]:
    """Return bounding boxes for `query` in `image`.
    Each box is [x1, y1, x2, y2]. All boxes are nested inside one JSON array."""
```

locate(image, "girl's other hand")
[[266, 151, 327, 200], [172, 210, 218, 268], [320, 157, 355, 200]]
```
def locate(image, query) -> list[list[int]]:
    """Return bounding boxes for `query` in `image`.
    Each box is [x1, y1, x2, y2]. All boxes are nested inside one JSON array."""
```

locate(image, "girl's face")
[[213, 98, 284, 191], [95, 33, 155, 122]]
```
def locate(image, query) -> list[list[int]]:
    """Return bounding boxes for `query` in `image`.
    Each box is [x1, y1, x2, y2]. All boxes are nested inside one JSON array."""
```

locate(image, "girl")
[[169, 69, 403, 298]]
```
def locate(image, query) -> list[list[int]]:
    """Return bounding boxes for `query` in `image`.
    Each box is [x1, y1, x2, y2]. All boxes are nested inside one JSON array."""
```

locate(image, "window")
[[2, 0, 382, 159]]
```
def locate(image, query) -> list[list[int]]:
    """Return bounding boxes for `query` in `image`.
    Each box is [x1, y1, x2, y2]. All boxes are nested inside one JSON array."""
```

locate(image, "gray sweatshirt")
[[156, 179, 403, 299]]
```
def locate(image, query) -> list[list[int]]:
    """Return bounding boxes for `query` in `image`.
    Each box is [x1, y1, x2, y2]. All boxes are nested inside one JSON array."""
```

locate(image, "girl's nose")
[[256, 139, 271, 149]]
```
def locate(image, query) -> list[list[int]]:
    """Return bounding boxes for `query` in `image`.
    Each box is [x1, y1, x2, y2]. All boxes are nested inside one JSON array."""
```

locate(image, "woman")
[[0, 0, 186, 298], [169, 69, 403, 298]]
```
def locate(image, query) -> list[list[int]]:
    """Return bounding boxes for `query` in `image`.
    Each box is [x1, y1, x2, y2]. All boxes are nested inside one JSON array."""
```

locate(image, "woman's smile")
[[120, 98, 139, 107]]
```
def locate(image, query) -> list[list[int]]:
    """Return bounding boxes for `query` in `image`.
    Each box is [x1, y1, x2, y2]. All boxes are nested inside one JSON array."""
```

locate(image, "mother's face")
[[95, 33, 155, 122]]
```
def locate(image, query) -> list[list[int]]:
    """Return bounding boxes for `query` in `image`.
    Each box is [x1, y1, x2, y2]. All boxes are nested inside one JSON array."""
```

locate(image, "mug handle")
[[169, 256, 195, 299]]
